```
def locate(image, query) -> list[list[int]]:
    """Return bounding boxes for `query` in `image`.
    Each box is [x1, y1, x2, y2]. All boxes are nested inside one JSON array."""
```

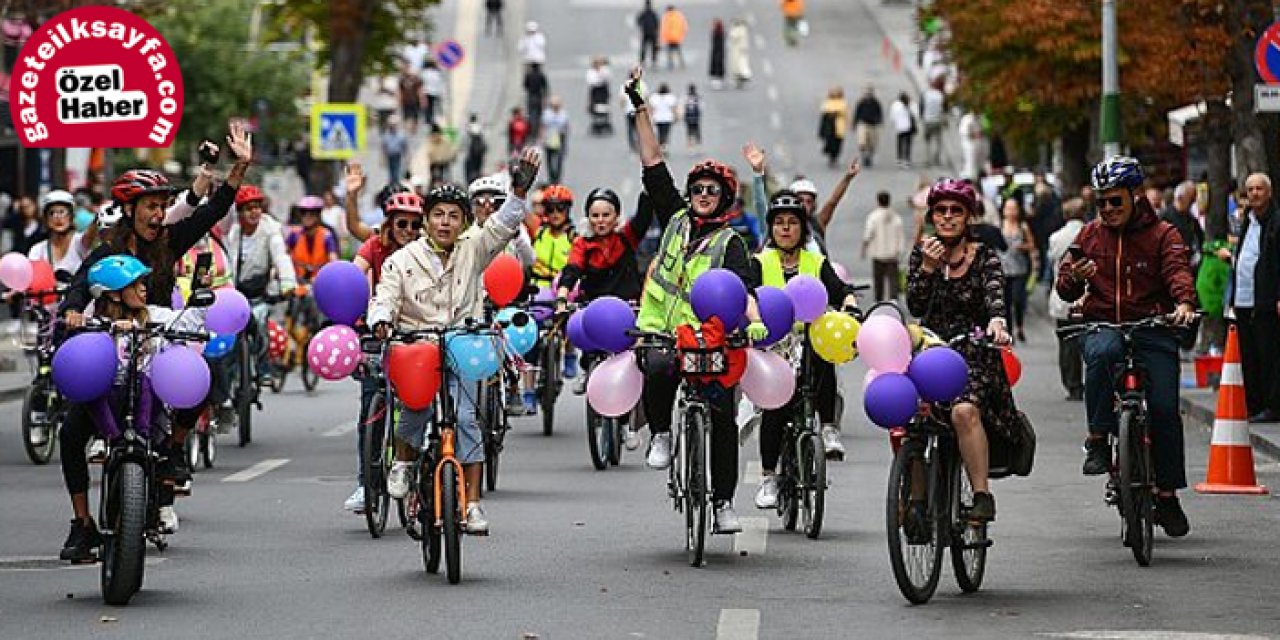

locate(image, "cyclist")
[[524, 183, 579, 414], [904, 178, 1015, 525], [55, 121, 253, 562], [742, 142, 860, 256], [753, 191, 861, 509], [368, 148, 542, 535], [286, 195, 339, 283], [27, 189, 98, 279], [627, 67, 766, 534], [1056, 156, 1199, 537]]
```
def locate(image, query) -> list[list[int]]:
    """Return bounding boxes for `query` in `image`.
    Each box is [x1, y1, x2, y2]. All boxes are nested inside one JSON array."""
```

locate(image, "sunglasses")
[[931, 205, 968, 219], [689, 184, 722, 197], [1098, 195, 1126, 210], [394, 218, 423, 230], [472, 196, 506, 208], [547, 203, 571, 212]]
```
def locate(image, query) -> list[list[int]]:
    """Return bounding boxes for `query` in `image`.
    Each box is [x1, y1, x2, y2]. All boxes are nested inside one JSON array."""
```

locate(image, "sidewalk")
[[1180, 385, 1280, 461]]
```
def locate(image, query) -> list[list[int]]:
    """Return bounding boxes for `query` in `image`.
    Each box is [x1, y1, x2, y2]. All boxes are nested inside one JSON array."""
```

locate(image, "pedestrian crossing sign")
[[310, 103, 366, 160]]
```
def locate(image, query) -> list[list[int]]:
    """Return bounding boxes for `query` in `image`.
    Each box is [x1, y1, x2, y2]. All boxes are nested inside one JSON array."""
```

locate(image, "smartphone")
[[192, 251, 213, 289], [198, 138, 220, 165], [1067, 245, 1086, 261]]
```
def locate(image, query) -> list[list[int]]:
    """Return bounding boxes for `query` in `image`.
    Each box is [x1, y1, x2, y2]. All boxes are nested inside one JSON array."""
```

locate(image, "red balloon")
[[1001, 347, 1022, 387], [387, 342, 443, 411], [27, 259, 56, 305], [484, 253, 525, 307]]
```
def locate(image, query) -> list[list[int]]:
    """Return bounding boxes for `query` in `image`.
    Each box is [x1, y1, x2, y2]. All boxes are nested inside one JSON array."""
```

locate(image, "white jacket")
[[224, 214, 298, 296]]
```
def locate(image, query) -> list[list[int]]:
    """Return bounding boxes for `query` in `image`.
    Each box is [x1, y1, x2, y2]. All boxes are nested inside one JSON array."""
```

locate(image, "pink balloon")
[[832, 262, 852, 284], [586, 351, 643, 417], [856, 315, 912, 373], [307, 325, 362, 381], [740, 349, 796, 410], [0, 252, 33, 291]]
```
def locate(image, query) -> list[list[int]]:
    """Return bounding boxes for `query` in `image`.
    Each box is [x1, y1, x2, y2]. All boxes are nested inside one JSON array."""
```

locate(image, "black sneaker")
[[1154, 494, 1190, 538], [59, 518, 103, 563], [903, 500, 931, 544], [969, 491, 996, 522], [1082, 438, 1110, 476]]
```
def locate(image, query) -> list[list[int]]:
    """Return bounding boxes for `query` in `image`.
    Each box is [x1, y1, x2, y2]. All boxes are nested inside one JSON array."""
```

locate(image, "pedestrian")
[[507, 106, 529, 154], [401, 37, 430, 75], [1227, 173, 1280, 423], [958, 109, 984, 181], [463, 114, 488, 186], [1197, 236, 1231, 355], [519, 21, 547, 68], [1029, 175, 1064, 282], [862, 190, 904, 302], [1160, 180, 1204, 284], [541, 95, 570, 183], [708, 20, 726, 90], [852, 85, 883, 167], [682, 84, 702, 150], [372, 74, 398, 133], [484, 0, 504, 36], [1080, 184, 1097, 222], [660, 5, 688, 70], [421, 59, 446, 126], [889, 92, 915, 168], [524, 63, 550, 141], [620, 84, 640, 153], [818, 86, 848, 168], [586, 56, 613, 136], [636, 0, 660, 66], [780, 0, 805, 47], [320, 190, 350, 257], [921, 78, 945, 167], [3, 194, 44, 256], [997, 196, 1036, 342], [1048, 197, 1086, 400], [381, 120, 408, 186], [426, 124, 458, 183], [727, 19, 752, 89], [398, 64, 424, 136], [649, 83, 678, 150], [293, 136, 313, 193]]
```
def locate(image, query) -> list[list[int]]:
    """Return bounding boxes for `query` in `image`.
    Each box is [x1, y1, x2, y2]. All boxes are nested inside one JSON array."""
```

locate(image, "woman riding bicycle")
[[287, 195, 339, 283], [752, 190, 860, 510], [367, 148, 542, 535], [27, 189, 98, 280], [904, 178, 1016, 524], [522, 183, 580, 414]]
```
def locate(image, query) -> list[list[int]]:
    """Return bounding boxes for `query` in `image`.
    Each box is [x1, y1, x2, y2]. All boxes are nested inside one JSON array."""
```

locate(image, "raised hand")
[[345, 161, 366, 196], [742, 142, 766, 174], [226, 120, 253, 164], [624, 66, 646, 108], [510, 147, 542, 197], [920, 236, 945, 273], [846, 157, 861, 179]]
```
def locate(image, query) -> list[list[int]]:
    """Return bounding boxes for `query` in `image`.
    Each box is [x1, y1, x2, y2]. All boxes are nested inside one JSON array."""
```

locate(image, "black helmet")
[[583, 187, 622, 216], [765, 189, 810, 248], [425, 183, 472, 222]]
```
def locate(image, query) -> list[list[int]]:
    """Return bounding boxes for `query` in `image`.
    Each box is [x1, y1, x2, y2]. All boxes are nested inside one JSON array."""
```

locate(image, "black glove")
[[624, 72, 646, 109]]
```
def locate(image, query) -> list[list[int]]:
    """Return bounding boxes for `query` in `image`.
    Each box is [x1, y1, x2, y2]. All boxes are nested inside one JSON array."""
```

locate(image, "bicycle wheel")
[[777, 439, 799, 532], [21, 380, 58, 465], [541, 341, 560, 436], [482, 383, 503, 492], [200, 429, 216, 469], [420, 469, 441, 574], [300, 336, 320, 392], [608, 412, 625, 466], [800, 430, 826, 540], [441, 463, 462, 584], [1119, 410, 1154, 566], [361, 395, 390, 538], [684, 409, 709, 567], [949, 457, 988, 593], [586, 404, 609, 470], [886, 439, 944, 605], [236, 338, 253, 447], [186, 429, 201, 471], [101, 462, 147, 605]]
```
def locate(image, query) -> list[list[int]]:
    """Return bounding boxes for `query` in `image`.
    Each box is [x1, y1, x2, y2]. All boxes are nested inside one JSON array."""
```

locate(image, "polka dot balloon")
[[307, 325, 361, 380]]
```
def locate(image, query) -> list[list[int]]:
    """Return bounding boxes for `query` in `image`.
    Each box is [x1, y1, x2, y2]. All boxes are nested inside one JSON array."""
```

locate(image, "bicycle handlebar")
[[78, 317, 210, 343], [1056, 314, 1197, 342]]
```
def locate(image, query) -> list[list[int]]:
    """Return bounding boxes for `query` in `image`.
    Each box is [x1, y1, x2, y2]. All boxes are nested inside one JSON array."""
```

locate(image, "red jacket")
[[1055, 199, 1197, 322]]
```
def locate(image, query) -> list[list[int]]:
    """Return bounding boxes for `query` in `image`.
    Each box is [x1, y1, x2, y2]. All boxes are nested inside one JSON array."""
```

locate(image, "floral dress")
[[906, 242, 1020, 439]]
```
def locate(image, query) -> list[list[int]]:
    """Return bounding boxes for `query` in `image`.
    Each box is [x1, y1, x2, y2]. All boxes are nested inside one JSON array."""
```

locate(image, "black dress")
[[709, 28, 725, 79]]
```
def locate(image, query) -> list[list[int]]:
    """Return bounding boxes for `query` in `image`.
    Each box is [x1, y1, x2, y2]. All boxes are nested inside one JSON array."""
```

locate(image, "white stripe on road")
[[716, 609, 760, 640], [766, 85, 778, 102], [222, 459, 290, 483], [1210, 419, 1252, 446], [322, 421, 356, 437], [770, 112, 782, 130], [762, 59, 773, 77], [754, 34, 766, 50], [1039, 632, 1271, 640], [734, 517, 768, 555]]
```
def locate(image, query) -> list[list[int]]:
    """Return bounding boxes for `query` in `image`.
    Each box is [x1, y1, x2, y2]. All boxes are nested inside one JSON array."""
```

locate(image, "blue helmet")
[[88, 255, 151, 297], [1090, 155, 1145, 192]]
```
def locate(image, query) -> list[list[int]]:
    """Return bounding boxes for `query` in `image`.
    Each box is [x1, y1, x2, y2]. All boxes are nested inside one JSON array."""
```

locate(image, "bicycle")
[[535, 311, 567, 436], [183, 404, 218, 471], [475, 302, 527, 492], [1057, 315, 1188, 567], [280, 284, 321, 393], [886, 330, 997, 604], [584, 351, 630, 471], [230, 294, 290, 447], [16, 289, 67, 465], [356, 336, 400, 538], [772, 332, 828, 539]]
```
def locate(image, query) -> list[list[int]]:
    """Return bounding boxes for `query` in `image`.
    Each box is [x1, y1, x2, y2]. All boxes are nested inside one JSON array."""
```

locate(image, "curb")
[[1180, 395, 1280, 461]]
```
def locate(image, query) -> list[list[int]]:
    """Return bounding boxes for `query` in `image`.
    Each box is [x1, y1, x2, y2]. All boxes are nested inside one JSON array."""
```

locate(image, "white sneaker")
[[87, 439, 107, 463], [29, 425, 49, 446], [465, 503, 489, 534], [754, 475, 779, 509], [713, 500, 743, 534], [646, 433, 673, 470], [624, 426, 641, 451], [387, 463, 411, 499], [158, 506, 179, 534], [343, 486, 365, 513], [822, 426, 846, 461]]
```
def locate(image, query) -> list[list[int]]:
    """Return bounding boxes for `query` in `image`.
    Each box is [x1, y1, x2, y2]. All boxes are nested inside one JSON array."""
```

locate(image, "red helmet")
[[385, 191, 424, 216], [687, 160, 738, 200], [542, 184, 574, 204], [111, 169, 174, 205], [235, 185, 266, 209], [926, 178, 978, 214]]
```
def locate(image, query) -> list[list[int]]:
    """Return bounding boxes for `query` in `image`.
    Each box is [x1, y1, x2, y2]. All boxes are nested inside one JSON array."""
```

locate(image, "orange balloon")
[[1001, 347, 1022, 387], [483, 253, 525, 307], [387, 342, 443, 411], [27, 260, 57, 305]]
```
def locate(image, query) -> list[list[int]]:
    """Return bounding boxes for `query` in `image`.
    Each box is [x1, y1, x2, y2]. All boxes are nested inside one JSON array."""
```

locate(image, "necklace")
[[944, 244, 968, 270]]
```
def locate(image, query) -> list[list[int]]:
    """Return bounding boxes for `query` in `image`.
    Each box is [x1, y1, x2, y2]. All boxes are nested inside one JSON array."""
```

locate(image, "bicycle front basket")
[[679, 347, 727, 375]]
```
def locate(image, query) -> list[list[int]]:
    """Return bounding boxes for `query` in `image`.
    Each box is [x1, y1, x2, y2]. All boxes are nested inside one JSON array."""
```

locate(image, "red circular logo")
[[8, 6, 184, 148]]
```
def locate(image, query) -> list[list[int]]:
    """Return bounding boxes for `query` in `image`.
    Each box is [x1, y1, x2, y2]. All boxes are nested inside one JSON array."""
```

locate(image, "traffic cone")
[[1195, 326, 1268, 495]]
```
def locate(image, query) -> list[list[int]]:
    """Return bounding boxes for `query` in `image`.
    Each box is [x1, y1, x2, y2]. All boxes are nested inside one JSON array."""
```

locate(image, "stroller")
[[588, 82, 613, 136]]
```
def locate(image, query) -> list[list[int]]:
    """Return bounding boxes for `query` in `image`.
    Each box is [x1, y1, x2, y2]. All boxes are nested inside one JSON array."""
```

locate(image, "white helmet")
[[789, 179, 818, 197], [468, 173, 509, 199], [98, 201, 124, 229], [39, 189, 75, 213]]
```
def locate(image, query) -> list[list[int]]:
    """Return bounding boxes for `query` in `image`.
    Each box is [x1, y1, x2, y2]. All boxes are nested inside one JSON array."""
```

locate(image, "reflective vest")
[[175, 236, 233, 300], [756, 247, 823, 288], [289, 226, 334, 281], [637, 211, 744, 332], [531, 226, 573, 286]]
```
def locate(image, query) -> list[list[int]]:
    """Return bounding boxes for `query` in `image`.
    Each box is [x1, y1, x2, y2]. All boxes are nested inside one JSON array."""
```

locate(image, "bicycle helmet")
[[468, 173, 509, 199], [385, 191, 424, 216], [686, 159, 738, 216], [788, 178, 818, 197], [925, 178, 978, 214], [425, 183, 472, 220], [765, 189, 808, 225], [376, 182, 414, 212], [583, 187, 622, 215], [110, 169, 174, 205], [39, 189, 75, 214], [296, 195, 325, 211], [542, 184, 574, 205], [1090, 155, 1145, 192], [235, 184, 265, 210], [88, 254, 152, 297]]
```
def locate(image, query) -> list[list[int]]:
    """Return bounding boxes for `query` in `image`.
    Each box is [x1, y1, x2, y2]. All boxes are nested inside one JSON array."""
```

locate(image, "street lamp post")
[[1100, 0, 1121, 157]]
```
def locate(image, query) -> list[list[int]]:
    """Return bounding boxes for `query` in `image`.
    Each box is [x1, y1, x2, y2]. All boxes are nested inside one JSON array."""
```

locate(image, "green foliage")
[[269, 0, 440, 81]]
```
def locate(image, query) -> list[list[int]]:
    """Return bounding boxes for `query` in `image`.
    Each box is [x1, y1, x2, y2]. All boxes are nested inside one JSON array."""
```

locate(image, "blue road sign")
[[435, 39, 465, 70]]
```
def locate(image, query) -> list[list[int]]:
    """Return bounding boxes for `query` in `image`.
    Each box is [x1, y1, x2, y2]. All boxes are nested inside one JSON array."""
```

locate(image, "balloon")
[[531, 287, 555, 322], [445, 331, 501, 381], [151, 346, 211, 408], [0, 252, 33, 291], [907, 347, 969, 403], [27, 260, 56, 305], [52, 332, 118, 402], [387, 341, 443, 411], [206, 288, 252, 335], [832, 262, 852, 284], [690, 268, 747, 325], [484, 253, 525, 307], [171, 287, 185, 310], [497, 307, 538, 356], [586, 351, 644, 417], [1002, 347, 1022, 386], [783, 274, 826, 323], [313, 261, 370, 325], [907, 323, 925, 351], [866, 302, 906, 324], [864, 368, 884, 388], [203, 332, 236, 358], [267, 319, 288, 360], [863, 373, 920, 429], [583, 296, 636, 353], [809, 311, 861, 364], [740, 349, 796, 410], [856, 315, 912, 373], [307, 325, 362, 380], [567, 309, 598, 351], [755, 286, 795, 347]]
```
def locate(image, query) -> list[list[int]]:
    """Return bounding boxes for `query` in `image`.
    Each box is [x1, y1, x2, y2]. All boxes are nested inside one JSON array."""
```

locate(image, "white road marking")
[[716, 609, 760, 640], [733, 517, 768, 555], [1039, 633, 1271, 640], [766, 85, 779, 102], [762, 59, 773, 77], [322, 421, 356, 437], [754, 34, 766, 50], [770, 112, 782, 130], [222, 459, 290, 483]]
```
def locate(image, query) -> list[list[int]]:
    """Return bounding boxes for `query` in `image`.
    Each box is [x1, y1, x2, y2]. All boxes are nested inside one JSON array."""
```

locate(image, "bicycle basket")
[[679, 347, 727, 375]]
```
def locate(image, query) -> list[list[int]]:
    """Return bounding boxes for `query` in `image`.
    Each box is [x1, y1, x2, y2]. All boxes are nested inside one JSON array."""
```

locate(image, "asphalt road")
[[3, 1, 1280, 639]]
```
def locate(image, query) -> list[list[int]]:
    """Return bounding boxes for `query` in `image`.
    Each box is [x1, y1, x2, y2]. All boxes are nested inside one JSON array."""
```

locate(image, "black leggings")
[[760, 357, 836, 471], [642, 373, 738, 501], [61, 401, 202, 496]]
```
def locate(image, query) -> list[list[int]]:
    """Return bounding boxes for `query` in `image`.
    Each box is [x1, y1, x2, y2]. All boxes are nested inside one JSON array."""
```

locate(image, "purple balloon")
[[567, 309, 599, 351], [863, 373, 920, 429], [313, 261, 370, 326], [532, 287, 555, 322], [907, 347, 969, 403], [151, 346, 211, 409], [207, 288, 251, 335], [690, 268, 747, 325], [52, 332, 118, 402], [583, 296, 636, 353], [171, 287, 184, 310], [755, 286, 795, 347], [784, 274, 827, 323]]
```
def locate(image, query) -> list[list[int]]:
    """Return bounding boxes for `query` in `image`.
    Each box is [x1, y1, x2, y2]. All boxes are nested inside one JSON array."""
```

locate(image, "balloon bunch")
[[858, 314, 970, 429], [305, 261, 372, 381], [0, 252, 57, 304]]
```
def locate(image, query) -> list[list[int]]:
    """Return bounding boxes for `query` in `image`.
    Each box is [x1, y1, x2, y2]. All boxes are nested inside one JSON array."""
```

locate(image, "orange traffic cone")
[[1195, 326, 1268, 495]]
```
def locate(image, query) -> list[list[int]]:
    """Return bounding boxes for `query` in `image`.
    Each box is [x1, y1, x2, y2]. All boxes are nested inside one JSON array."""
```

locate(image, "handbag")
[[989, 410, 1036, 478]]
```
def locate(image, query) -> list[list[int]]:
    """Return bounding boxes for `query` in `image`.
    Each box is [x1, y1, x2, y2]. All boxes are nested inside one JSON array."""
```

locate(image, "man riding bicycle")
[[1056, 155, 1198, 538]]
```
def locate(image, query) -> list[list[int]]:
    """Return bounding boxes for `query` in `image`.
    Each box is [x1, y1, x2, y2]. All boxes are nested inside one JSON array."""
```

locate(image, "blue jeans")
[[395, 377, 484, 464], [1083, 328, 1187, 490]]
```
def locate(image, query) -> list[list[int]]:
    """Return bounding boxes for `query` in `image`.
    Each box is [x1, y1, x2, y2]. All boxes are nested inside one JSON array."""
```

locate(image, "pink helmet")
[[926, 178, 977, 214], [296, 195, 325, 211]]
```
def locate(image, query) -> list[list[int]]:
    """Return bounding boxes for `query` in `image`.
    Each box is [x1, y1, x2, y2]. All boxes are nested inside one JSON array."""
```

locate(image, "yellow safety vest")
[[756, 247, 823, 288], [531, 227, 573, 287], [636, 211, 744, 332]]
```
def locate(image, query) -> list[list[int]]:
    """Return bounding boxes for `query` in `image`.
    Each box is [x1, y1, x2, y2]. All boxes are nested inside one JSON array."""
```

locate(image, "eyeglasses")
[[394, 218, 423, 230], [1098, 195, 1126, 210], [46, 209, 72, 219], [689, 184, 722, 197], [472, 195, 506, 208], [547, 203, 571, 212], [931, 205, 968, 219]]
